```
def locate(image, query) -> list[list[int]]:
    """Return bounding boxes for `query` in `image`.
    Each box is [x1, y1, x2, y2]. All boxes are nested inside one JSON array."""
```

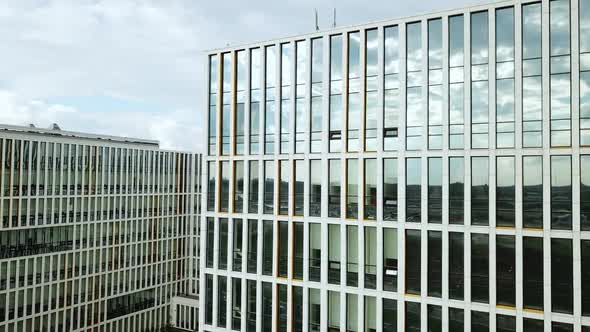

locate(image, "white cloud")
[[0, 0, 492, 152]]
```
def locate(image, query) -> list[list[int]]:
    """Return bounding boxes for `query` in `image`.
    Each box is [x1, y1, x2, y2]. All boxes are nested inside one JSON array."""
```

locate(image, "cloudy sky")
[[0, 0, 491, 152]]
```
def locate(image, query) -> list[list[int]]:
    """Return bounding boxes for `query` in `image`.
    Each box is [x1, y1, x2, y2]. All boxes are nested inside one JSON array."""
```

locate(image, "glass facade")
[[203, 1, 590, 330]]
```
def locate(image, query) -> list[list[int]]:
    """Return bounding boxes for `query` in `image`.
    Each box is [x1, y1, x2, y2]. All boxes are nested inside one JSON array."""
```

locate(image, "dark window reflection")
[[523, 156, 543, 228], [428, 158, 442, 223], [551, 238, 573, 314], [449, 308, 464, 331], [471, 157, 489, 225], [471, 233, 489, 303], [496, 157, 515, 227], [449, 232, 464, 300], [471, 311, 489, 331], [405, 230, 421, 295], [406, 158, 421, 223], [523, 318, 543, 332], [496, 315, 515, 332], [582, 240, 590, 316], [496, 235, 515, 307], [523, 236, 544, 310], [405, 302, 421, 332], [449, 157, 464, 224], [383, 158, 398, 221], [427, 305, 441, 332], [551, 156, 572, 230], [427, 231, 442, 297], [581, 156, 590, 230]]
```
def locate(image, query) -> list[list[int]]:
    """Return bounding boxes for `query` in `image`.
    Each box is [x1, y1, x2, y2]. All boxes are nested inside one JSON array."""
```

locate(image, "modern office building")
[[0, 124, 201, 332], [201, 0, 590, 331]]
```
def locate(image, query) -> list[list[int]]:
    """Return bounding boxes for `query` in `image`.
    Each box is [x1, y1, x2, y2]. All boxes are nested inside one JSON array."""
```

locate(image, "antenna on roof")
[[314, 9, 319, 31], [333, 8, 336, 28]]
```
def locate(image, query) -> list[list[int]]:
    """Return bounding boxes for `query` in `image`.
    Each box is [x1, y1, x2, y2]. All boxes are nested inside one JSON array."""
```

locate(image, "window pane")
[[247, 220, 258, 274], [279, 160, 289, 215], [309, 160, 322, 217], [471, 233, 489, 303], [427, 305, 441, 332], [294, 160, 304, 216], [329, 159, 341, 218], [383, 158, 398, 221], [262, 220, 273, 276], [496, 156, 515, 227], [552, 238, 573, 314], [523, 156, 543, 229], [383, 228, 398, 292], [220, 161, 230, 212], [449, 157, 464, 224], [364, 159, 377, 220], [263, 161, 274, 214], [428, 157, 442, 223], [471, 157, 489, 225], [346, 159, 359, 219], [582, 156, 590, 230], [405, 302, 421, 332], [382, 298, 397, 332], [248, 161, 259, 213], [582, 240, 590, 316], [328, 224, 341, 284], [309, 223, 321, 282], [427, 231, 442, 297], [405, 229, 421, 295], [365, 227, 377, 289], [523, 236, 544, 310], [449, 232, 464, 300], [406, 158, 421, 223], [449, 308, 464, 331], [551, 156, 572, 230], [234, 161, 244, 213], [496, 235, 515, 307], [278, 221, 288, 277]]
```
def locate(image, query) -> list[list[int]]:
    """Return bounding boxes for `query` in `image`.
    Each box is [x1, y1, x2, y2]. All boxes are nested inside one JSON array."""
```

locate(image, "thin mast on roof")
[[315, 9, 319, 31], [333, 8, 336, 28]]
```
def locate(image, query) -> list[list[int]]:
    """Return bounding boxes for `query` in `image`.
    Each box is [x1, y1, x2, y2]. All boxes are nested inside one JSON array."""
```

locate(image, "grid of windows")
[[0, 129, 201, 332], [204, 1, 590, 330]]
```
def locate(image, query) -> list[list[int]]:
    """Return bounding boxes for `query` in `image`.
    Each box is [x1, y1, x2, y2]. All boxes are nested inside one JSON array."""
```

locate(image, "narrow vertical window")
[[496, 235, 515, 307], [347, 31, 361, 152], [427, 231, 442, 297], [247, 219, 258, 274], [206, 217, 214, 268], [293, 223, 304, 280], [364, 159, 377, 220], [364, 296, 376, 332], [280, 43, 292, 154], [309, 160, 322, 217], [471, 157, 489, 225], [523, 156, 543, 229], [406, 158, 422, 223], [449, 15, 465, 149], [309, 223, 321, 282], [234, 161, 244, 213], [218, 276, 227, 327], [449, 232, 464, 300], [449, 308, 464, 331], [232, 219, 243, 272], [310, 38, 324, 153], [406, 22, 424, 150], [209, 55, 219, 155], [250, 48, 262, 154], [221, 52, 232, 155], [246, 280, 256, 331], [427, 305, 442, 332], [365, 227, 377, 289], [497, 315, 515, 332], [328, 224, 341, 284], [265, 45, 277, 154], [278, 160, 289, 215], [207, 161, 216, 212], [551, 155, 572, 230], [346, 159, 359, 219], [232, 278, 242, 330], [428, 157, 442, 223], [365, 29, 378, 151], [405, 229, 421, 295], [552, 238, 573, 314], [292, 286, 303, 332], [384, 26, 400, 151], [550, 0, 571, 147], [309, 289, 321, 331], [219, 161, 230, 212], [471, 233, 489, 303], [428, 19, 443, 149], [496, 7, 515, 148], [383, 158, 398, 221], [347, 294, 359, 332], [262, 220, 273, 276], [383, 298, 397, 331], [236, 50, 246, 155], [294, 160, 304, 216], [522, 3, 543, 147], [406, 302, 421, 331], [248, 160, 259, 213], [205, 274, 213, 325], [278, 221, 288, 277], [471, 11, 489, 148], [330, 35, 344, 153], [263, 161, 274, 214], [328, 291, 340, 330], [583, 156, 590, 230], [552, 322, 574, 332], [219, 218, 228, 270], [328, 159, 341, 218], [277, 285, 287, 332], [449, 157, 464, 224], [383, 228, 398, 292], [261, 282, 272, 332], [523, 236, 544, 310], [496, 156, 515, 227], [295, 40, 307, 152], [347, 225, 359, 287], [471, 311, 489, 330]]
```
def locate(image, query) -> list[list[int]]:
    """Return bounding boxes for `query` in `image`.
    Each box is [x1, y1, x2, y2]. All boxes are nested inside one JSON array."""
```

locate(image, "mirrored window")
[[406, 22, 423, 150], [551, 155, 572, 230], [384, 26, 400, 151]]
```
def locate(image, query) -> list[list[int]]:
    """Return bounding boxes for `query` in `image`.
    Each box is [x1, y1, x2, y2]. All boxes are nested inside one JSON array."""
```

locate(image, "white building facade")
[[0, 124, 201, 332], [201, 0, 590, 331]]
